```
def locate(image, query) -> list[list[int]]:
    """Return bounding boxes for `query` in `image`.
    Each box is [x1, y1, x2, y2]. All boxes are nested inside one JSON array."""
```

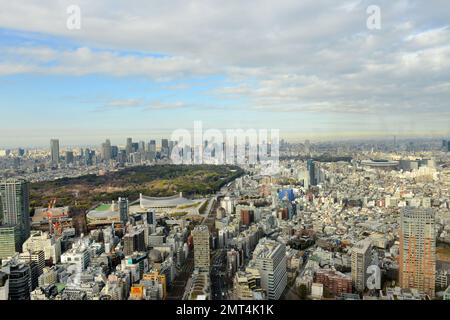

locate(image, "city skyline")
[[1, 1, 450, 146]]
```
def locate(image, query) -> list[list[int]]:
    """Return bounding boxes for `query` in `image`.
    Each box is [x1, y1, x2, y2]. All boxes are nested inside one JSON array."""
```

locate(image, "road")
[[166, 251, 194, 300]]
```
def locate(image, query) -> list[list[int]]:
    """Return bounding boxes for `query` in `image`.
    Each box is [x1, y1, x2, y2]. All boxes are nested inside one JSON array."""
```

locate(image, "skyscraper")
[[126, 138, 133, 156], [102, 139, 112, 161], [0, 179, 30, 247], [65, 151, 74, 165], [147, 140, 156, 160], [192, 225, 210, 271], [351, 239, 372, 292], [118, 197, 129, 225], [50, 139, 60, 165], [307, 159, 316, 186], [399, 207, 436, 298], [248, 238, 287, 300], [0, 225, 19, 259], [161, 139, 169, 157], [8, 263, 32, 300]]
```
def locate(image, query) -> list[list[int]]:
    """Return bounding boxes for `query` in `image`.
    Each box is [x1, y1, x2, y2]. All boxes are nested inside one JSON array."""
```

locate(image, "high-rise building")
[[399, 207, 436, 298], [50, 139, 60, 165], [0, 225, 19, 259], [126, 138, 133, 156], [118, 197, 129, 225], [123, 227, 146, 256], [0, 179, 30, 247], [146, 210, 156, 225], [161, 139, 169, 157], [102, 139, 112, 161], [8, 263, 32, 300], [147, 140, 156, 160], [351, 239, 372, 292], [304, 139, 311, 155], [111, 146, 119, 159], [307, 159, 316, 186], [84, 148, 92, 166], [248, 238, 287, 300], [65, 151, 74, 164], [192, 225, 210, 271]]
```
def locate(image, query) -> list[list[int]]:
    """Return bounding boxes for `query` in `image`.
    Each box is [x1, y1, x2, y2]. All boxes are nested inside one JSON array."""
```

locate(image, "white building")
[[248, 238, 287, 300], [22, 231, 61, 263], [61, 240, 90, 272]]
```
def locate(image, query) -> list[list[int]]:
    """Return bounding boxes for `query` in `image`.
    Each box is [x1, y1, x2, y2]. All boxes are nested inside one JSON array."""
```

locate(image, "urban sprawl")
[[0, 137, 449, 301]]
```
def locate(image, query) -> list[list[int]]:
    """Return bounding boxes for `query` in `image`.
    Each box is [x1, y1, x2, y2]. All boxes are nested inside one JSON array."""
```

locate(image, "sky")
[[0, 0, 449, 147]]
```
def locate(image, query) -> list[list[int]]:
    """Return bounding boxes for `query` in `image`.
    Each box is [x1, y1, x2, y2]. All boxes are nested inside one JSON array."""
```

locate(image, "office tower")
[[192, 225, 210, 271], [148, 140, 156, 160], [111, 145, 119, 160], [102, 139, 112, 161], [132, 142, 139, 153], [118, 197, 129, 225], [307, 159, 316, 186], [304, 139, 311, 155], [50, 139, 60, 165], [351, 239, 372, 292], [0, 225, 19, 259], [248, 238, 287, 300], [161, 139, 169, 157], [65, 151, 74, 164], [138, 141, 145, 152], [146, 210, 156, 225], [123, 227, 146, 256], [8, 263, 32, 300], [118, 150, 127, 166], [84, 148, 92, 166], [399, 207, 436, 298], [0, 179, 30, 246], [126, 138, 133, 156]]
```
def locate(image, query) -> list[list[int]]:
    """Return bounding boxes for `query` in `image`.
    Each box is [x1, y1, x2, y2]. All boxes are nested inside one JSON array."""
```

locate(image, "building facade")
[[399, 207, 436, 298]]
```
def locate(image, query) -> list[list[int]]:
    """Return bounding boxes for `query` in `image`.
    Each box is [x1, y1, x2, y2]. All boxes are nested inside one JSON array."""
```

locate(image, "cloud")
[[103, 99, 142, 108], [0, 45, 215, 79], [0, 0, 449, 133], [97, 98, 187, 112]]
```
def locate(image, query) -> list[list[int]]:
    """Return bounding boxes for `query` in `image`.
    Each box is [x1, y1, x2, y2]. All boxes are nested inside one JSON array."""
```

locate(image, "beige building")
[[351, 239, 372, 292], [192, 225, 210, 271], [399, 207, 436, 298]]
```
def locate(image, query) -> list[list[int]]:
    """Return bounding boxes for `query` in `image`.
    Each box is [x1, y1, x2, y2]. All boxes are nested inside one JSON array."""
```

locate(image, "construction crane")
[[46, 198, 62, 236], [46, 199, 54, 235]]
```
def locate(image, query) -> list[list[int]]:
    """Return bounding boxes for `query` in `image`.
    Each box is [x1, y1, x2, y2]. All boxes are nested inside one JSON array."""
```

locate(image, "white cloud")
[[0, 0, 449, 128]]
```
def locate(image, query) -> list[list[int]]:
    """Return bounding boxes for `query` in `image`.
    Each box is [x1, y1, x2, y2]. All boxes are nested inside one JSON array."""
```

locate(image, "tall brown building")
[[399, 207, 436, 298], [240, 210, 254, 226]]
